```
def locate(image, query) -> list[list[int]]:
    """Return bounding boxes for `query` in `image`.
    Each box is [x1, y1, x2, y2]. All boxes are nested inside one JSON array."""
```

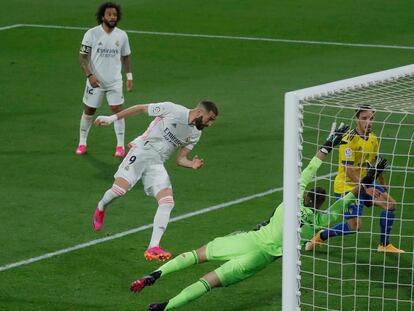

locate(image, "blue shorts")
[[335, 185, 386, 219]]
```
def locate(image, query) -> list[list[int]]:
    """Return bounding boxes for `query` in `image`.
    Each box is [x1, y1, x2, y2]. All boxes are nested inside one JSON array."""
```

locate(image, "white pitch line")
[[0, 172, 335, 272], [3, 23, 414, 50], [0, 24, 24, 31]]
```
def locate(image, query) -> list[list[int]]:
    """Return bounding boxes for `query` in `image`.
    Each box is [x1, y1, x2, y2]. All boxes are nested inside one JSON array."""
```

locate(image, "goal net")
[[282, 65, 414, 311]]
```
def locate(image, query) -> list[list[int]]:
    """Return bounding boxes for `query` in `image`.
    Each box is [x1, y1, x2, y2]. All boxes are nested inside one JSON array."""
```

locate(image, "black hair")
[[96, 2, 122, 24], [305, 187, 326, 210], [355, 104, 374, 118], [199, 100, 219, 116]]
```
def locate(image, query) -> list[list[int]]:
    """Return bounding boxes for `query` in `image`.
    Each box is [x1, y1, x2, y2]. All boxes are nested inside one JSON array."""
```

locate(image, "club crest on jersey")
[[172, 123, 177, 128], [115, 40, 120, 47], [345, 148, 353, 159], [153, 106, 161, 114], [98, 42, 103, 46]]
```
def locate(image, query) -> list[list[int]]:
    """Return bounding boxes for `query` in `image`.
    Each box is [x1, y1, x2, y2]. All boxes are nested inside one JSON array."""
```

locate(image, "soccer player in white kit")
[[92, 100, 218, 261], [76, 2, 133, 157]]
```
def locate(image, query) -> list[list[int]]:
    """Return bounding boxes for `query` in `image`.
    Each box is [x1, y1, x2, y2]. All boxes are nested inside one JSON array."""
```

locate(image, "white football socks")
[[114, 119, 125, 147], [97, 184, 126, 211], [149, 196, 175, 248], [79, 112, 93, 145]]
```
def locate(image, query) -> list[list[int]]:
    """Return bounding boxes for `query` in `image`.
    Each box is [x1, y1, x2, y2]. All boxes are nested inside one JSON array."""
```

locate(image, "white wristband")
[[96, 114, 118, 125], [126, 72, 133, 80], [109, 114, 118, 123]]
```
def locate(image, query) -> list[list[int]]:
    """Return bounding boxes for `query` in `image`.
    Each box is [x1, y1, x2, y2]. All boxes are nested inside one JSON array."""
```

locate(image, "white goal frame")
[[282, 64, 414, 311]]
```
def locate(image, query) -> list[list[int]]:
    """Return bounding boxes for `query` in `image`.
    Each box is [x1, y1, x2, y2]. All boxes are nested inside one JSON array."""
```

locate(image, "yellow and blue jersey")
[[334, 129, 379, 194]]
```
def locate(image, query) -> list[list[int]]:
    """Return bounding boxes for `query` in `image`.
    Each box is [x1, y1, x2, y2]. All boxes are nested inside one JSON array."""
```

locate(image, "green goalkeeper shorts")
[[206, 232, 277, 287]]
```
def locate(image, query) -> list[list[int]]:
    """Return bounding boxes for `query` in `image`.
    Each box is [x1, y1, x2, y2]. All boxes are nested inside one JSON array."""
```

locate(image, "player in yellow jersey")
[[307, 105, 404, 253]]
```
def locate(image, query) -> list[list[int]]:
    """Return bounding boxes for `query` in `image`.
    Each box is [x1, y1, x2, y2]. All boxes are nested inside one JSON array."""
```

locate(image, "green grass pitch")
[[1, 1, 414, 310]]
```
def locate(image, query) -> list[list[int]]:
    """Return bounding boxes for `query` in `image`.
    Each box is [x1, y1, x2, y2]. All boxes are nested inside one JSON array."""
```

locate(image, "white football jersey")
[[80, 25, 131, 89], [130, 102, 202, 161]]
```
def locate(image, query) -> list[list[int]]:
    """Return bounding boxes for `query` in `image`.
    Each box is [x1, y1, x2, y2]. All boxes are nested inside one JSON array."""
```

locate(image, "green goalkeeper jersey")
[[250, 156, 356, 257]]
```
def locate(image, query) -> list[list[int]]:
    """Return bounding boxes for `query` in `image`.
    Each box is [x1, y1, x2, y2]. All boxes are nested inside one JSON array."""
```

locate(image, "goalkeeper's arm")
[[316, 122, 349, 161]]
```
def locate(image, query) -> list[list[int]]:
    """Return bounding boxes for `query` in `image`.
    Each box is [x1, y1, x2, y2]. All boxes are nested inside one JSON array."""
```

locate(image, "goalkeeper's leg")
[[150, 250, 277, 311], [130, 248, 205, 293]]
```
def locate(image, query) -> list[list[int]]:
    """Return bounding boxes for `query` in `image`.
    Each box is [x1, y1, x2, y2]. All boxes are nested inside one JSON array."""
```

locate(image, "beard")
[[103, 19, 117, 29], [194, 116, 205, 130]]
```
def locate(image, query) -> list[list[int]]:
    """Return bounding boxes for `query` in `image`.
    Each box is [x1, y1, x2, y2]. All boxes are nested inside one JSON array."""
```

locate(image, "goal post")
[[282, 64, 414, 311]]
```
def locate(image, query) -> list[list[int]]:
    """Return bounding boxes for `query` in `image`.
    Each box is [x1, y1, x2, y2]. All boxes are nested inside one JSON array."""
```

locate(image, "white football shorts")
[[114, 143, 172, 197], [82, 80, 124, 108]]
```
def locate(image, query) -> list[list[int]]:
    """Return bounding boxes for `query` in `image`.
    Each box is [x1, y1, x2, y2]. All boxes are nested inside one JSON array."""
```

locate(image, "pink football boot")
[[76, 145, 87, 155]]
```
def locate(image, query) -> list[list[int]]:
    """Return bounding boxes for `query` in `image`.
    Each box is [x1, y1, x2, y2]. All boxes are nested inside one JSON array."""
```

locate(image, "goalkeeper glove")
[[360, 157, 388, 189], [320, 122, 350, 155]]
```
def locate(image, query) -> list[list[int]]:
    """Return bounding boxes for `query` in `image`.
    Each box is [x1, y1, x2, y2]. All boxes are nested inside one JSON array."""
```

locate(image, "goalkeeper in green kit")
[[129, 123, 388, 311]]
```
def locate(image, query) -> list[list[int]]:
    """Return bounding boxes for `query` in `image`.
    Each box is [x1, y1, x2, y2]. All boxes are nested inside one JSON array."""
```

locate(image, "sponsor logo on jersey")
[[96, 47, 119, 58], [163, 128, 185, 147], [345, 148, 353, 159]]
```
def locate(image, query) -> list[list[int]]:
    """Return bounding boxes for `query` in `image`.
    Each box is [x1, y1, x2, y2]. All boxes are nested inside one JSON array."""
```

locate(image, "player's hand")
[[361, 157, 388, 186], [95, 115, 117, 126], [320, 122, 350, 154], [88, 75, 101, 88], [127, 80, 133, 92], [191, 155, 204, 170]]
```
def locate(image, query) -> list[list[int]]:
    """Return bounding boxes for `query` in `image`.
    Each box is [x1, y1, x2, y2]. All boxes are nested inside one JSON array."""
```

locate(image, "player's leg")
[[130, 247, 206, 294], [77, 82, 104, 154], [142, 164, 175, 260], [150, 251, 277, 311], [306, 193, 361, 251], [319, 196, 362, 242], [93, 147, 143, 231], [131, 231, 259, 293], [107, 88, 125, 157], [373, 189, 404, 253]]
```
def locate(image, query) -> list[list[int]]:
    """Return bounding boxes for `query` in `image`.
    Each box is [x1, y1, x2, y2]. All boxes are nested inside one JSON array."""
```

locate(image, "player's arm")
[[121, 54, 133, 92], [95, 104, 149, 126], [377, 173, 388, 191], [79, 49, 100, 88], [301, 123, 349, 189], [344, 164, 360, 183], [176, 147, 204, 170]]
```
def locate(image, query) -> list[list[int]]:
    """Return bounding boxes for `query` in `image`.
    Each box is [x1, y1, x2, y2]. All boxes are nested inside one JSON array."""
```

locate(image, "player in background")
[[307, 105, 404, 253], [92, 100, 218, 261], [128, 124, 387, 311], [76, 2, 133, 157]]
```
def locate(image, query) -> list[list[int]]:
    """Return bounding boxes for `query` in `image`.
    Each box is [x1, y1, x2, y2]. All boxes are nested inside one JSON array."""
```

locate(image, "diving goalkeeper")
[[129, 123, 385, 311]]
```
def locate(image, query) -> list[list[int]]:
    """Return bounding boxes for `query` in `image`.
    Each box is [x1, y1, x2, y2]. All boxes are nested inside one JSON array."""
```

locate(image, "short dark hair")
[[199, 100, 218, 116], [306, 187, 326, 210], [355, 104, 374, 118], [96, 2, 122, 25]]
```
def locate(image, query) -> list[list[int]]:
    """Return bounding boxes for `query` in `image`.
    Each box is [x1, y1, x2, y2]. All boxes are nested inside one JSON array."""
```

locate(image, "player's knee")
[[114, 178, 130, 192], [111, 184, 126, 197], [195, 245, 208, 263], [354, 220, 362, 231], [348, 219, 361, 231], [158, 196, 175, 211], [110, 105, 123, 113], [84, 105, 96, 115], [201, 272, 221, 288]]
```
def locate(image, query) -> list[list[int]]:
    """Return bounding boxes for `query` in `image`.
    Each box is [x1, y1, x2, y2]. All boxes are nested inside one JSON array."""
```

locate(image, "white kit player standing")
[[76, 2, 133, 157], [92, 101, 218, 261]]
